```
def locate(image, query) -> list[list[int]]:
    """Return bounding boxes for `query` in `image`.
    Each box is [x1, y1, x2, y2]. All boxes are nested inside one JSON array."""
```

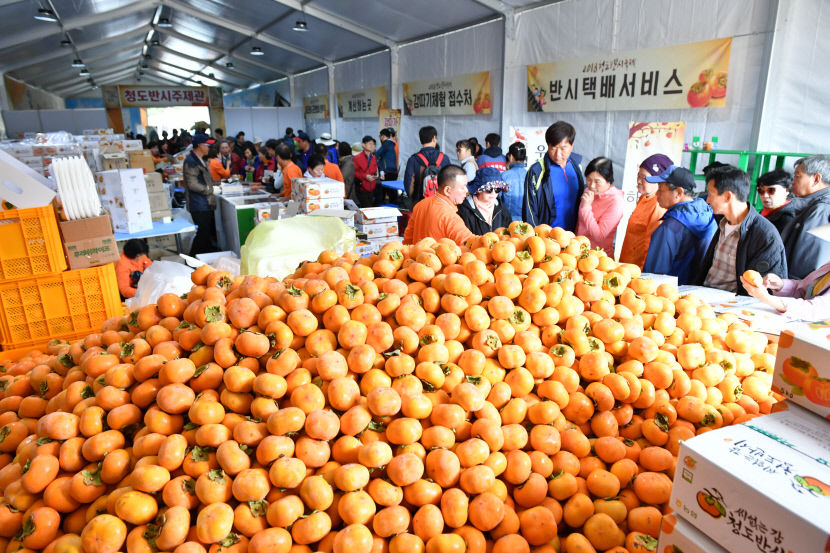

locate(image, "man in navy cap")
[[183, 133, 217, 255], [643, 165, 717, 285]]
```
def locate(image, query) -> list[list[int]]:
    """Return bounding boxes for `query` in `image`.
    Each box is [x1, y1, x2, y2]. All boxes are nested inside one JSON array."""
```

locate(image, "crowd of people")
[[165, 118, 828, 322]]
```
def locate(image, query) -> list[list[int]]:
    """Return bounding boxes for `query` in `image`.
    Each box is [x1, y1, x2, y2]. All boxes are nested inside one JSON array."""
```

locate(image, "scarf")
[[474, 195, 496, 226]]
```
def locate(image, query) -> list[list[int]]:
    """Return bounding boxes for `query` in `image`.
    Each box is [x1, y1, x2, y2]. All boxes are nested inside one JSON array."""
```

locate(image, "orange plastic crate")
[[0, 263, 120, 349], [0, 205, 67, 281]]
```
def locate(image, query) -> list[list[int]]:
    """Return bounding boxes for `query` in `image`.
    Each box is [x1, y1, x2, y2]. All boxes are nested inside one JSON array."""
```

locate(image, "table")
[[113, 218, 197, 253], [381, 180, 405, 192]]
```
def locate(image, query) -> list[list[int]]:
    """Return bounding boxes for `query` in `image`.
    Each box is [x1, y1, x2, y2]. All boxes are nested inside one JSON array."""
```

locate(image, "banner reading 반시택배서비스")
[[402, 72, 492, 116], [527, 37, 732, 112], [303, 95, 329, 120], [337, 87, 388, 119]]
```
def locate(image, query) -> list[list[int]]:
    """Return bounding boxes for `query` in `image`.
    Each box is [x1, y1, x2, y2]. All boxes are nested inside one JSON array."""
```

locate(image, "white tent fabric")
[[333, 51, 391, 144]]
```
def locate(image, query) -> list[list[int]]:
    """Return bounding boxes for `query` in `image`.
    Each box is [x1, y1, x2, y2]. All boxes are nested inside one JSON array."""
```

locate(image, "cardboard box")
[[58, 214, 120, 270], [356, 221, 399, 238], [97, 169, 150, 207], [669, 403, 830, 553], [309, 209, 355, 227], [147, 191, 169, 213], [122, 140, 143, 151], [355, 206, 401, 225], [144, 172, 164, 193], [355, 236, 398, 257], [773, 330, 830, 419], [299, 197, 345, 213], [291, 177, 345, 201], [102, 154, 128, 171], [147, 234, 177, 251], [129, 150, 155, 174], [658, 514, 728, 553]]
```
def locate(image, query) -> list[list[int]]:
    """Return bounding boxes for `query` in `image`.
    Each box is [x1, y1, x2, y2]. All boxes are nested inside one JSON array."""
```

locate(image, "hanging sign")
[[403, 71, 492, 116], [303, 95, 329, 119], [118, 85, 211, 107], [379, 109, 401, 137], [508, 126, 548, 168], [527, 37, 732, 112], [337, 87, 388, 118]]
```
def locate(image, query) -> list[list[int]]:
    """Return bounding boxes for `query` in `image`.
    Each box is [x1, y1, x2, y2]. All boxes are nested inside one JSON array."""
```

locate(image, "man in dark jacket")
[[403, 126, 451, 202], [757, 168, 797, 235], [477, 133, 507, 172], [523, 121, 585, 231], [458, 167, 512, 235], [695, 166, 787, 294], [643, 165, 717, 285], [183, 133, 217, 255], [780, 155, 830, 279]]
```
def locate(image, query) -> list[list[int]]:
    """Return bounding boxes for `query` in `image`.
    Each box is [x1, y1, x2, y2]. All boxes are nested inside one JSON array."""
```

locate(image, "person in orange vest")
[[618, 154, 672, 266], [115, 239, 153, 299], [404, 165, 474, 246]]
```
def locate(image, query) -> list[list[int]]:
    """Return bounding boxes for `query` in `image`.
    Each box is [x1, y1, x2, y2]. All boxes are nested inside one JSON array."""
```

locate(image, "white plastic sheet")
[[125, 261, 194, 309]]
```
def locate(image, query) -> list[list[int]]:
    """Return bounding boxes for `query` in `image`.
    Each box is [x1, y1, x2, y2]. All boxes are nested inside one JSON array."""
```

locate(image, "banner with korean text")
[[379, 109, 401, 137], [303, 95, 329, 120], [118, 85, 211, 107], [403, 72, 492, 116], [527, 38, 731, 112], [337, 87, 388, 118]]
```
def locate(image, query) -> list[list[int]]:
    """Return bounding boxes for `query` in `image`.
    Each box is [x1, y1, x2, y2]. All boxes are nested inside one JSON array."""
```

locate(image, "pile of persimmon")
[[0, 221, 781, 553]]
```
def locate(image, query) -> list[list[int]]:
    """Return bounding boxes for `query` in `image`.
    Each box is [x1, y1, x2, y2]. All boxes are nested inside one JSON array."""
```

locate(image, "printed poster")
[[337, 87, 388, 118], [379, 108, 401, 137], [527, 38, 731, 112], [508, 126, 548, 168], [614, 121, 686, 260], [403, 71, 491, 116], [303, 95, 329, 120]]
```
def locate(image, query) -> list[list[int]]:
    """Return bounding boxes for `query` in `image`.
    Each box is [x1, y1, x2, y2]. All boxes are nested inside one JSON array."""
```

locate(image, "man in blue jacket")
[[522, 121, 584, 231], [477, 132, 507, 172], [403, 126, 451, 203], [643, 165, 717, 285]]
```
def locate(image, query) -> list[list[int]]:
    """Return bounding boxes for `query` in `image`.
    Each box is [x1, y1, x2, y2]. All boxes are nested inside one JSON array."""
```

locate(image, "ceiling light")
[[292, 20, 308, 32], [157, 17, 172, 28], [250, 46, 264, 56], [92, 84, 99, 89], [60, 37, 71, 47], [225, 62, 234, 68], [139, 70, 145, 76], [141, 63, 148, 69], [79, 68, 89, 76], [71, 59, 84, 67], [151, 37, 160, 45], [34, 8, 57, 22]]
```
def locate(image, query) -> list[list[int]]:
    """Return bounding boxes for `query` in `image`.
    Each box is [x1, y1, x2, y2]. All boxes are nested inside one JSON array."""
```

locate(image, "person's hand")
[[581, 189, 594, 206], [763, 273, 784, 291], [740, 275, 770, 301]]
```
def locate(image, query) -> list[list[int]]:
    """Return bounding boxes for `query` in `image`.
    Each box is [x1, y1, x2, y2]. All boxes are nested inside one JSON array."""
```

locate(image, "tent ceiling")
[[2, 0, 547, 97]]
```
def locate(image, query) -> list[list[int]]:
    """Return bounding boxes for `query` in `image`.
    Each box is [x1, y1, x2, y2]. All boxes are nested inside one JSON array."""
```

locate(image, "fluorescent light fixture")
[[71, 59, 84, 67], [225, 62, 234, 68], [151, 37, 160, 45], [79, 68, 90, 76], [292, 20, 308, 32], [250, 46, 264, 56], [60, 37, 71, 47], [34, 8, 57, 22], [157, 17, 172, 27]]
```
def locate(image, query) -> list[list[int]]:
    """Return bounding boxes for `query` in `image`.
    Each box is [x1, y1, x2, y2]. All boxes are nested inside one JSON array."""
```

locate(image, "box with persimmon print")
[[773, 329, 830, 420]]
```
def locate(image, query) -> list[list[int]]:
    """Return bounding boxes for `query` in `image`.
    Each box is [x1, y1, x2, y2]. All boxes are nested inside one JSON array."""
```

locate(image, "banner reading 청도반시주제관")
[[403, 72, 492, 116], [337, 87, 388, 119], [303, 95, 329, 120], [527, 38, 732, 112]]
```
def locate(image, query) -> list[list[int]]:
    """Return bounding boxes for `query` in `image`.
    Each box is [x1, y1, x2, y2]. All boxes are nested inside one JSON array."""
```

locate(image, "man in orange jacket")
[[404, 165, 474, 246]]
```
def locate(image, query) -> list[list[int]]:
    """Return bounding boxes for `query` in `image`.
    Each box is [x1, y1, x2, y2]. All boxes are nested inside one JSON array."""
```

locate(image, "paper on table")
[[676, 285, 737, 305]]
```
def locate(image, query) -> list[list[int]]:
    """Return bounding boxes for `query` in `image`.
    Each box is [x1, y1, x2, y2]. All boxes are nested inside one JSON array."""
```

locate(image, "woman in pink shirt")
[[576, 157, 623, 256]]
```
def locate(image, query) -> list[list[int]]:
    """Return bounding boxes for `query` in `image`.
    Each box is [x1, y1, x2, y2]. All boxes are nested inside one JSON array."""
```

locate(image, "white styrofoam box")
[[773, 330, 830, 419], [355, 206, 402, 224], [669, 402, 830, 553], [299, 197, 345, 213], [0, 149, 56, 208], [122, 140, 143, 151], [658, 514, 728, 553], [290, 177, 345, 201], [109, 204, 153, 234], [96, 169, 151, 214]]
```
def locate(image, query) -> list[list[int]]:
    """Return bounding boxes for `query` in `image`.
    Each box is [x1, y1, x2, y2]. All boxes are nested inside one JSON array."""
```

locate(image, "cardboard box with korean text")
[[298, 197, 345, 213], [101, 154, 128, 171], [773, 329, 830, 419], [144, 172, 164, 194], [658, 513, 729, 553], [356, 221, 399, 238], [148, 192, 169, 213], [96, 169, 152, 234], [355, 206, 401, 225], [128, 150, 155, 174], [669, 402, 830, 553], [291, 177, 345, 201], [58, 213, 120, 270]]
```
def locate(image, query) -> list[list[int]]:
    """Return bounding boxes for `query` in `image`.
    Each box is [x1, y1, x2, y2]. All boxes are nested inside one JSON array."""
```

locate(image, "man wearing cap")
[[316, 132, 339, 165], [296, 131, 313, 172], [619, 154, 672, 267], [756, 169, 796, 235], [458, 167, 511, 235], [183, 133, 218, 255], [353, 136, 379, 208], [404, 165, 474, 246], [780, 155, 830, 279], [694, 165, 787, 294], [643, 165, 716, 285]]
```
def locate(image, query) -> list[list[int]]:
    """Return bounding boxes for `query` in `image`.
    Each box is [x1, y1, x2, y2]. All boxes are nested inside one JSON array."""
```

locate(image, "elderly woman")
[[458, 167, 512, 235], [576, 156, 623, 256]]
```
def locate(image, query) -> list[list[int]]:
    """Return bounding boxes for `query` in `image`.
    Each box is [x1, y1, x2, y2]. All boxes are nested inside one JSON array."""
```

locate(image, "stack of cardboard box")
[[354, 207, 401, 256], [96, 169, 153, 234], [145, 173, 171, 222], [661, 327, 830, 552], [291, 177, 346, 213]]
